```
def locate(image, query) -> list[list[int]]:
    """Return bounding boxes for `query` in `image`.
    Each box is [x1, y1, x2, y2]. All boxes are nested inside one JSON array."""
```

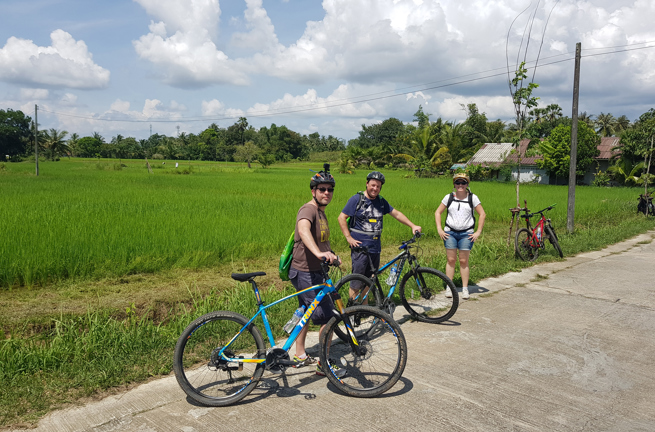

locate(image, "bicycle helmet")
[[366, 171, 386, 185], [310, 163, 336, 189], [453, 172, 470, 183]]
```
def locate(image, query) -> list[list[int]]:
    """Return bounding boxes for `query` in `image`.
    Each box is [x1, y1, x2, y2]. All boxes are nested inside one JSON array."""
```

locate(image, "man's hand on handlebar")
[[319, 251, 340, 266]]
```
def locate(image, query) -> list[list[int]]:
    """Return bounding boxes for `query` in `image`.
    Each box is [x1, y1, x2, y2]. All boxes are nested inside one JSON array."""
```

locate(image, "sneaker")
[[445, 287, 452, 298], [292, 354, 316, 368], [316, 359, 347, 378], [462, 287, 470, 300]]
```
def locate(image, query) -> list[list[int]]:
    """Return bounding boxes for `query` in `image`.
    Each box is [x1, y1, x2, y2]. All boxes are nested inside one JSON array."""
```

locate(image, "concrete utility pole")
[[567, 42, 581, 233], [34, 104, 39, 176]]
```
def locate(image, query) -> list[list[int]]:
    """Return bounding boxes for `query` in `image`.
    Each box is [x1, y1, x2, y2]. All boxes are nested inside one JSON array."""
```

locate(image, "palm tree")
[[67, 133, 79, 156], [578, 112, 595, 128], [528, 107, 546, 123], [42, 128, 70, 160], [615, 115, 631, 134], [608, 159, 644, 186], [595, 112, 617, 137], [545, 104, 563, 122]]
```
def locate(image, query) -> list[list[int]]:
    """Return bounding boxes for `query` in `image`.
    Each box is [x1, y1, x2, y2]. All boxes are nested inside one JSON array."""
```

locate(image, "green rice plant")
[[1, 159, 653, 288]]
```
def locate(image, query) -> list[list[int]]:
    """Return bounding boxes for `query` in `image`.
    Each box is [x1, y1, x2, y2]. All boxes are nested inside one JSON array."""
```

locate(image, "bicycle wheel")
[[399, 267, 458, 323], [319, 305, 407, 398], [173, 311, 266, 407], [545, 225, 563, 258], [334, 273, 381, 308], [515, 228, 539, 261]]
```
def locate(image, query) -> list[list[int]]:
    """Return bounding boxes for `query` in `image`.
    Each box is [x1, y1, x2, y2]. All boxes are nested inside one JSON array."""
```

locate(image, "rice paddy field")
[[1, 157, 654, 427], [1, 158, 654, 288]]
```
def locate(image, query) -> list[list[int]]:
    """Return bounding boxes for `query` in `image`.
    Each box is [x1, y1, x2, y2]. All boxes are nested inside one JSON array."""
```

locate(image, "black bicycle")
[[334, 232, 458, 324], [637, 192, 655, 216]]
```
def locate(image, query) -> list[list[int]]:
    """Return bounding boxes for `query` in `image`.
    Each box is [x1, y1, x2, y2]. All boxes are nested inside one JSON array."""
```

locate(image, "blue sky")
[[1, 0, 654, 141]]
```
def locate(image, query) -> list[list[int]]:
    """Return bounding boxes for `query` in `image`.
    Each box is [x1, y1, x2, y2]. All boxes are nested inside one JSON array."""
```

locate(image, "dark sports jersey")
[[342, 194, 393, 254]]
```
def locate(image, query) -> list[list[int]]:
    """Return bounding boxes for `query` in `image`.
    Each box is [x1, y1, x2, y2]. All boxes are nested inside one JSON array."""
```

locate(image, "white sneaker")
[[445, 287, 452, 298], [462, 287, 470, 300]]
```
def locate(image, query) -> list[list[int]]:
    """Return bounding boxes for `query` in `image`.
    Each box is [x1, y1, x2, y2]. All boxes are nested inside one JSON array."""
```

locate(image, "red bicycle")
[[514, 202, 563, 261]]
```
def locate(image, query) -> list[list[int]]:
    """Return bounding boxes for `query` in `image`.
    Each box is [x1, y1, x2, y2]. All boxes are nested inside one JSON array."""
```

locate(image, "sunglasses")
[[316, 187, 334, 193], [454, 181, 468, 186]]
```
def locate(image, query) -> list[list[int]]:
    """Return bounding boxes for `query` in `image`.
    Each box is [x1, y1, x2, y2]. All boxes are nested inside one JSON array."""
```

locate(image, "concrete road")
[[16, 231, 655, 432]]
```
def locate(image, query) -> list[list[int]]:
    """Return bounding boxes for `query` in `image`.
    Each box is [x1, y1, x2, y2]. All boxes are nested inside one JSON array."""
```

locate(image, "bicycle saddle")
[[231, 272, 266, 282]]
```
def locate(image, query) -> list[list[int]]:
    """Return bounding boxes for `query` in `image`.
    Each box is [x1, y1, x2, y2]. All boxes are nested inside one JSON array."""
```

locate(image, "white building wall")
[[511, 166, 550, 184]]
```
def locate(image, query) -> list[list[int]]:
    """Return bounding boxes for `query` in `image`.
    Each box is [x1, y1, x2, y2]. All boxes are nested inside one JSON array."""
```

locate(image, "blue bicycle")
[[173, 261, 408, 407], [336, 232, 459, 324]]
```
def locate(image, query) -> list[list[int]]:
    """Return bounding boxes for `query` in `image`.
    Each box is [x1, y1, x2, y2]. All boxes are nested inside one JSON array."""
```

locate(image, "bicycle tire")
[[545, 225, 563, 258], [399, 267, 459, 323], [515, 227, 539, 261], [173, 311, 266, 407], [334, 273, 381, 308], [319, 305, 407, 398]]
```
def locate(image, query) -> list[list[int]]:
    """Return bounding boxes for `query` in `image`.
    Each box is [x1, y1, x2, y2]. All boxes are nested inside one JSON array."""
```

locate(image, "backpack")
[[278, 231, 295, 281], [346, 191, 367, 230], [445, 192, 476, 232]]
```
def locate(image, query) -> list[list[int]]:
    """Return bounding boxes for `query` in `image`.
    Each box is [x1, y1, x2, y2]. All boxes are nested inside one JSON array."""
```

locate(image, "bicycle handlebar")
[[350, 231, 422, 253], [521, 204, 557, 219]]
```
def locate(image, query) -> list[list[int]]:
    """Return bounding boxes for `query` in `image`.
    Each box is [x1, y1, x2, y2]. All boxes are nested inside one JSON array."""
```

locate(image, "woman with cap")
[[434, 173, 486, 299]]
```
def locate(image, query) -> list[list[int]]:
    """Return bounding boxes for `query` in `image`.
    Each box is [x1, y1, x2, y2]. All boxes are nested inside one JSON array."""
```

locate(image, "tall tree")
[[537, 121, 600, 178], [0, 109, 32, 159]]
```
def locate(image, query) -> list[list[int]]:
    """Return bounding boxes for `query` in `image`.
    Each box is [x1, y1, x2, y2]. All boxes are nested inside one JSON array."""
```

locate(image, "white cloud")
[[132, 0, 249, 87], [0, 30, 110, 89], [20, 88, 49, 100]]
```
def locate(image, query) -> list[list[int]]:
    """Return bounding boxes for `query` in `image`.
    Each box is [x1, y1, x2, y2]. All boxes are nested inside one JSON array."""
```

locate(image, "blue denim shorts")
[[444, 230, 474, 251]]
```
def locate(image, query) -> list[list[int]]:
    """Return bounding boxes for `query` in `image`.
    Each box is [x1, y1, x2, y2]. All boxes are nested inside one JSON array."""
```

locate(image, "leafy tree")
[[351, 117, 405, 149], [0, 109, 32, 160], [75, 136, 103, 158], [413, 105, 430, 129], [234, 141, 259, 168], [257, 153, 276, 168], [537, 121, 600, 178], [608, 159, 644, 186]]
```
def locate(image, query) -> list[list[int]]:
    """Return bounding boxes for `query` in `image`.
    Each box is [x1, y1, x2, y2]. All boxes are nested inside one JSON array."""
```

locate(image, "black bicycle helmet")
[[310, 163, 336, 189], [366, 171, 385, 185]]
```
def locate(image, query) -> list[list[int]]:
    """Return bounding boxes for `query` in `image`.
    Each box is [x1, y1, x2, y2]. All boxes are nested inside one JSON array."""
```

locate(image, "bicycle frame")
[[350, 240, 419, 306], [218, 273, 353, 365]]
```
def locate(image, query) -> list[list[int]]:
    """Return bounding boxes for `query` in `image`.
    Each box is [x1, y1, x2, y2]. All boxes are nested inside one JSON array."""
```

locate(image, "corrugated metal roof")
[[468, 143, 514, 167], [596, 137, 621, 160], [502, 139, 542, 165]]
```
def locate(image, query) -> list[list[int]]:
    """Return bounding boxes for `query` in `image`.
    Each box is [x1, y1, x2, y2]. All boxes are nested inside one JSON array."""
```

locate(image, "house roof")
[[499, 136, 621, 166], [503, 139, 541, 165], [467, 143, 514, 167], [597, 137, 621, 160]]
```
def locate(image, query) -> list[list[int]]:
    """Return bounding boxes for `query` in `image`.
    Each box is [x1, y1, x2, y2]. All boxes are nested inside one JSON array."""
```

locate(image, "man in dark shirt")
[[338, 171, 421, 300]]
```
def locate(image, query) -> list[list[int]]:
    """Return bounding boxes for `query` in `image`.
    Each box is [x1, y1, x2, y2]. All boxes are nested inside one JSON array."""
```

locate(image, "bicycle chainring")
[[265, 347, 289, 374]]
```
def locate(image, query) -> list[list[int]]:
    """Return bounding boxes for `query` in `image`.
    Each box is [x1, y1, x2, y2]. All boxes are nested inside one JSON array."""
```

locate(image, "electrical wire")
[[37, 42, 655, 124]]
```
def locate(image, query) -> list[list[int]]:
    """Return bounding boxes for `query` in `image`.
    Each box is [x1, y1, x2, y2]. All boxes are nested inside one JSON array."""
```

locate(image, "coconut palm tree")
[[42, 128, 70, 160], [615, 115, 631, 134], [578, 112, 595, 128], [595, 112, 617, 137]]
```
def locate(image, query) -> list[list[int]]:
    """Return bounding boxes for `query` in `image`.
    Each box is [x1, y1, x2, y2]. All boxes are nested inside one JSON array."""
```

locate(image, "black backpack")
[[445, 192, 475, 232], [347, 191, 366, 229]]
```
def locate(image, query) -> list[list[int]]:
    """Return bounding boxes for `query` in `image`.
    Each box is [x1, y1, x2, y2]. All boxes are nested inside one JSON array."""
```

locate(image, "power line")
[[37, 42, 655, 124]]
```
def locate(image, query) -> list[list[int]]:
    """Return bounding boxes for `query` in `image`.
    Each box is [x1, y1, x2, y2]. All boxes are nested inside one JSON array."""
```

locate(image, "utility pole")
[[567, 42, 581, 233], [34, 104, 39, 176]]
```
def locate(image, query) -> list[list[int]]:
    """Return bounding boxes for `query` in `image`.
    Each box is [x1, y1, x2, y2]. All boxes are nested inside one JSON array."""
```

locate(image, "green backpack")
[[279, 231, 295, 281]]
